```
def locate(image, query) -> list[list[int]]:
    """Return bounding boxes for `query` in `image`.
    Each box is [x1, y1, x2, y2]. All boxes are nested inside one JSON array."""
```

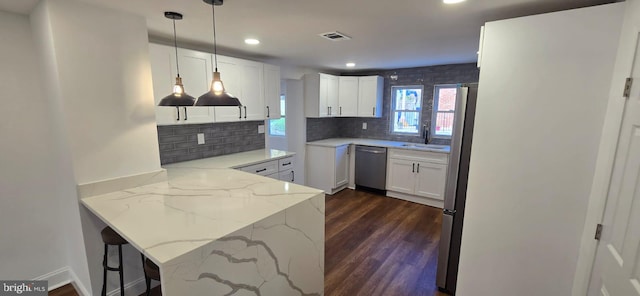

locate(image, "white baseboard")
[[386, 191, 444, 208], [35, 266, 151, 296], [67, 268, 90, 296], [106, 277, 151, 296], [34, 266, 71, 291]]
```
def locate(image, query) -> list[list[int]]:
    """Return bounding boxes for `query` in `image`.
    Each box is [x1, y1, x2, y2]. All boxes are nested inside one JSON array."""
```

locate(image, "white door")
[[338, 76, 358, 117], [214, 56, 243, 122], [149, 44, 180, 125], [334, 145, 349, 188], [358, 76, 382, 117], [386, 158, 416, 194], [415, 161, 447, 200], [240, 60, 265, 121], [264, 64, 281, 119], [176, 48, 215, 124], [319, 74, 330, 117], [588, 38, 640, 296], [327, 75, 339, 116]]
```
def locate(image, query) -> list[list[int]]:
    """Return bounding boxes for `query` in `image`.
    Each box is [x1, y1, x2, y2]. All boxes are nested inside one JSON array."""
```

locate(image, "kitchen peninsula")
[[81, 150, 324, 295]]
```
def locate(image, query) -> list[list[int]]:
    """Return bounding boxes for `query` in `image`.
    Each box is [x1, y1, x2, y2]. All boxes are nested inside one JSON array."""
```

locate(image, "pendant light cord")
[[172, 18, 180, 77], [211, 3, 218, 71]]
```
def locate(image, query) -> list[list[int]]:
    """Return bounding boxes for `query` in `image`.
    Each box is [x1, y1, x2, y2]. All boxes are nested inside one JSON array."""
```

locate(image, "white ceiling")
[[0, 0, 616, 71]]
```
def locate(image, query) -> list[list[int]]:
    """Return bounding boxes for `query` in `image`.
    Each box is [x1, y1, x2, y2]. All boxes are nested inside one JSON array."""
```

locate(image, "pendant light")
[[195, 0, 242, 106], [158, 11, 196, 107]]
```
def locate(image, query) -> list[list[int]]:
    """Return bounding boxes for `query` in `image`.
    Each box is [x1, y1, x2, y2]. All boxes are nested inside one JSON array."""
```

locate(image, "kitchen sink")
[[401, 143, 449, 150]]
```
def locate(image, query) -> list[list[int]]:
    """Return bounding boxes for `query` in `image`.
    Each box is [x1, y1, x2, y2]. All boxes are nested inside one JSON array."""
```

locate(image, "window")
[[268, 95, 286, 136], [431, 85, 457, 138], [391, 86, 423, 135]]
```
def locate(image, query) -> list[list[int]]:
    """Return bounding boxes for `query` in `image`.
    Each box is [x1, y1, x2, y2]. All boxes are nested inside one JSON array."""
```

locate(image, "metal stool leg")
[[102, 244, 108, 296], [145, 277, 152, 296], [141, 254, 150, 295], [118, 245, 124, 296]]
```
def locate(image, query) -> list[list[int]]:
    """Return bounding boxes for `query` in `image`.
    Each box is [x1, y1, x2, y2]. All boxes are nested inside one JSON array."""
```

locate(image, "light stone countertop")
[[306, 138, 451, 154], [80, 149, 322, 265]]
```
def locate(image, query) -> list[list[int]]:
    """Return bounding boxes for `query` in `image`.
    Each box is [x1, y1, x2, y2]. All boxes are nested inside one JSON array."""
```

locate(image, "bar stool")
[[143, 257, 161, 296], [101, 226, 128, 296]]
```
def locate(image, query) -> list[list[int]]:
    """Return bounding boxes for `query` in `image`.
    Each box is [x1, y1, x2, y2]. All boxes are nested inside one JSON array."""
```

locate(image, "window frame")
[[431, 84, 458, 139], [268, 94, 286, 137], [389, 85, 424, 136]]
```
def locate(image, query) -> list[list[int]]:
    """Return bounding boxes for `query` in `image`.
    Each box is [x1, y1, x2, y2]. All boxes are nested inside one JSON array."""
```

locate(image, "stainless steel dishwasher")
[[355, 145, 387, 190]]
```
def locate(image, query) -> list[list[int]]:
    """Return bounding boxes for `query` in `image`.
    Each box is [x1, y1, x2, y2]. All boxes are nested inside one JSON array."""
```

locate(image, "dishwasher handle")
[[358, 149, 386, 154]]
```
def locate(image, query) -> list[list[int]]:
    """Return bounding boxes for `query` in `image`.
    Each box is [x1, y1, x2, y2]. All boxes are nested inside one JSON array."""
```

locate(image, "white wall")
[[40, 0, 161, 185], [0, 9, 69, 283], [457, 4, 624, 296], [28, 0, 164, 294]]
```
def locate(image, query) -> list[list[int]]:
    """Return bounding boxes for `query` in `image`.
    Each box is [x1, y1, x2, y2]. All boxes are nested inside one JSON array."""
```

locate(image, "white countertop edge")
[[306, 138, 451, 154]]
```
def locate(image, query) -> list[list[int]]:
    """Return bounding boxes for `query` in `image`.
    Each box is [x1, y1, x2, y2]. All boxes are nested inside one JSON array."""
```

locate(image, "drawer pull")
[[256, 168, 267, 173], [282, 162, 292, 166]]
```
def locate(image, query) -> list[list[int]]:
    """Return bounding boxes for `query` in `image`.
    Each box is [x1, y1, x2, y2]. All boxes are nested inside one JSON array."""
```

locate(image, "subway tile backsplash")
[[157, 121, 265, 165], [306, 63, 479, 145]]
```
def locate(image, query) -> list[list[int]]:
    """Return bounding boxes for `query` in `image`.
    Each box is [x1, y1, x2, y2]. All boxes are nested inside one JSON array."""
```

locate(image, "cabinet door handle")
[[256, 168, 267, 173], [266, 106, 270, 118], [412, 163, 415, 173], [340, 106, 342, 115], [291, 170, 295, 182], [417, 163, 420, 173], [238, 106, 242, 119], [244, 106, 247, 119], [327, 106, 330, 115], [183, 107, 188, 121], [373, 107, 376, 116], [176, 106, 180, 121]]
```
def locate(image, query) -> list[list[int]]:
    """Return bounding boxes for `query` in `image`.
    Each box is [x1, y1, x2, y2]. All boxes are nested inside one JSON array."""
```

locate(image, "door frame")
[[572, 5, 640, 294]]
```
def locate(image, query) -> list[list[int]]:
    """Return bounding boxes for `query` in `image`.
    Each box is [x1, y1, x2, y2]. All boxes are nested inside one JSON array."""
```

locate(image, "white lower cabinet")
[[386, 149, 448, 207], [236, 156, 296, 182], [306, 144, 350, 194]]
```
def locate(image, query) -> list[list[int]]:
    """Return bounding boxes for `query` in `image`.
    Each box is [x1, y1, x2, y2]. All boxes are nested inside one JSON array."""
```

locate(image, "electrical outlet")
[[258, 125, 265, 134], [362, 122, 367, 130], [197, 133, 205, 144]]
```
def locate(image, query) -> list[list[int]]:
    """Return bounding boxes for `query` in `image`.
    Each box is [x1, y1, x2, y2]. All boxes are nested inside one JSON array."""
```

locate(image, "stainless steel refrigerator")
[[436, 83, 479, 295]]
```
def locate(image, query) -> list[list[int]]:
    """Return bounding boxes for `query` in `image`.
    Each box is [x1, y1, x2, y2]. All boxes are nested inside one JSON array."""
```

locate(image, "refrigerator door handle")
[[443, 209, 457, 215]]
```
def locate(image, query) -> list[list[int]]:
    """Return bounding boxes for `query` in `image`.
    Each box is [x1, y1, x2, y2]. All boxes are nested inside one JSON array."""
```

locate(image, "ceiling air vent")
[[318, 31, 352, 41]]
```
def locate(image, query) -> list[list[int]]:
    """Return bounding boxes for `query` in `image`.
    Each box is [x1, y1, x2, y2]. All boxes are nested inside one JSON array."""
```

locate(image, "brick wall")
[[157, 121, 265, 165], [306, 63, 479, 145]]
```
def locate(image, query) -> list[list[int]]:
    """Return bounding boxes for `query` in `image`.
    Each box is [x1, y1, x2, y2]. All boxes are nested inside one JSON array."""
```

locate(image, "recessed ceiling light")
[[346, 62, 356, 68], [244, 38, 260, 45], [443, 0, 466, 4]]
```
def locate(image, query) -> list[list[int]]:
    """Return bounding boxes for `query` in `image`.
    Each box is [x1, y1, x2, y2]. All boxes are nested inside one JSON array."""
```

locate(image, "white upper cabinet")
[[305, 73, 339, 118], [305, 73, 383, 118], [149, 44, 215, 125], [149, 43, 274, 125], [357, 76, 384, 117], [263, 64, 281, 120], [239, 59, 265, 121], [337, 76, 359, 117], [213, 55, 244, 122], [213, 56, 265, 122]]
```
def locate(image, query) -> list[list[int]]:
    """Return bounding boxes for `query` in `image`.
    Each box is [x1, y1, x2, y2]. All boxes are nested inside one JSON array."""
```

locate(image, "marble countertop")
[[163, 149, 296, 178], [307, 138, 451, 154], [81, 149, 322, 265]]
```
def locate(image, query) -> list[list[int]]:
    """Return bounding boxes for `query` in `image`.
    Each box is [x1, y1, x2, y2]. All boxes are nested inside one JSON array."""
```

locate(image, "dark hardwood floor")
[[51, 188, 446, 296], [325, 189, 447, 296], [48, 284, 78, 296]]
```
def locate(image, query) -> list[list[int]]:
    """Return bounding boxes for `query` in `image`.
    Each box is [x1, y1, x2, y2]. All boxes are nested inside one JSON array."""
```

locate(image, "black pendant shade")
[[158, 92, 196, 106], [195, 91, 242, 106], [196, 0, 242, 107], [158, 11, 196, 107]]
